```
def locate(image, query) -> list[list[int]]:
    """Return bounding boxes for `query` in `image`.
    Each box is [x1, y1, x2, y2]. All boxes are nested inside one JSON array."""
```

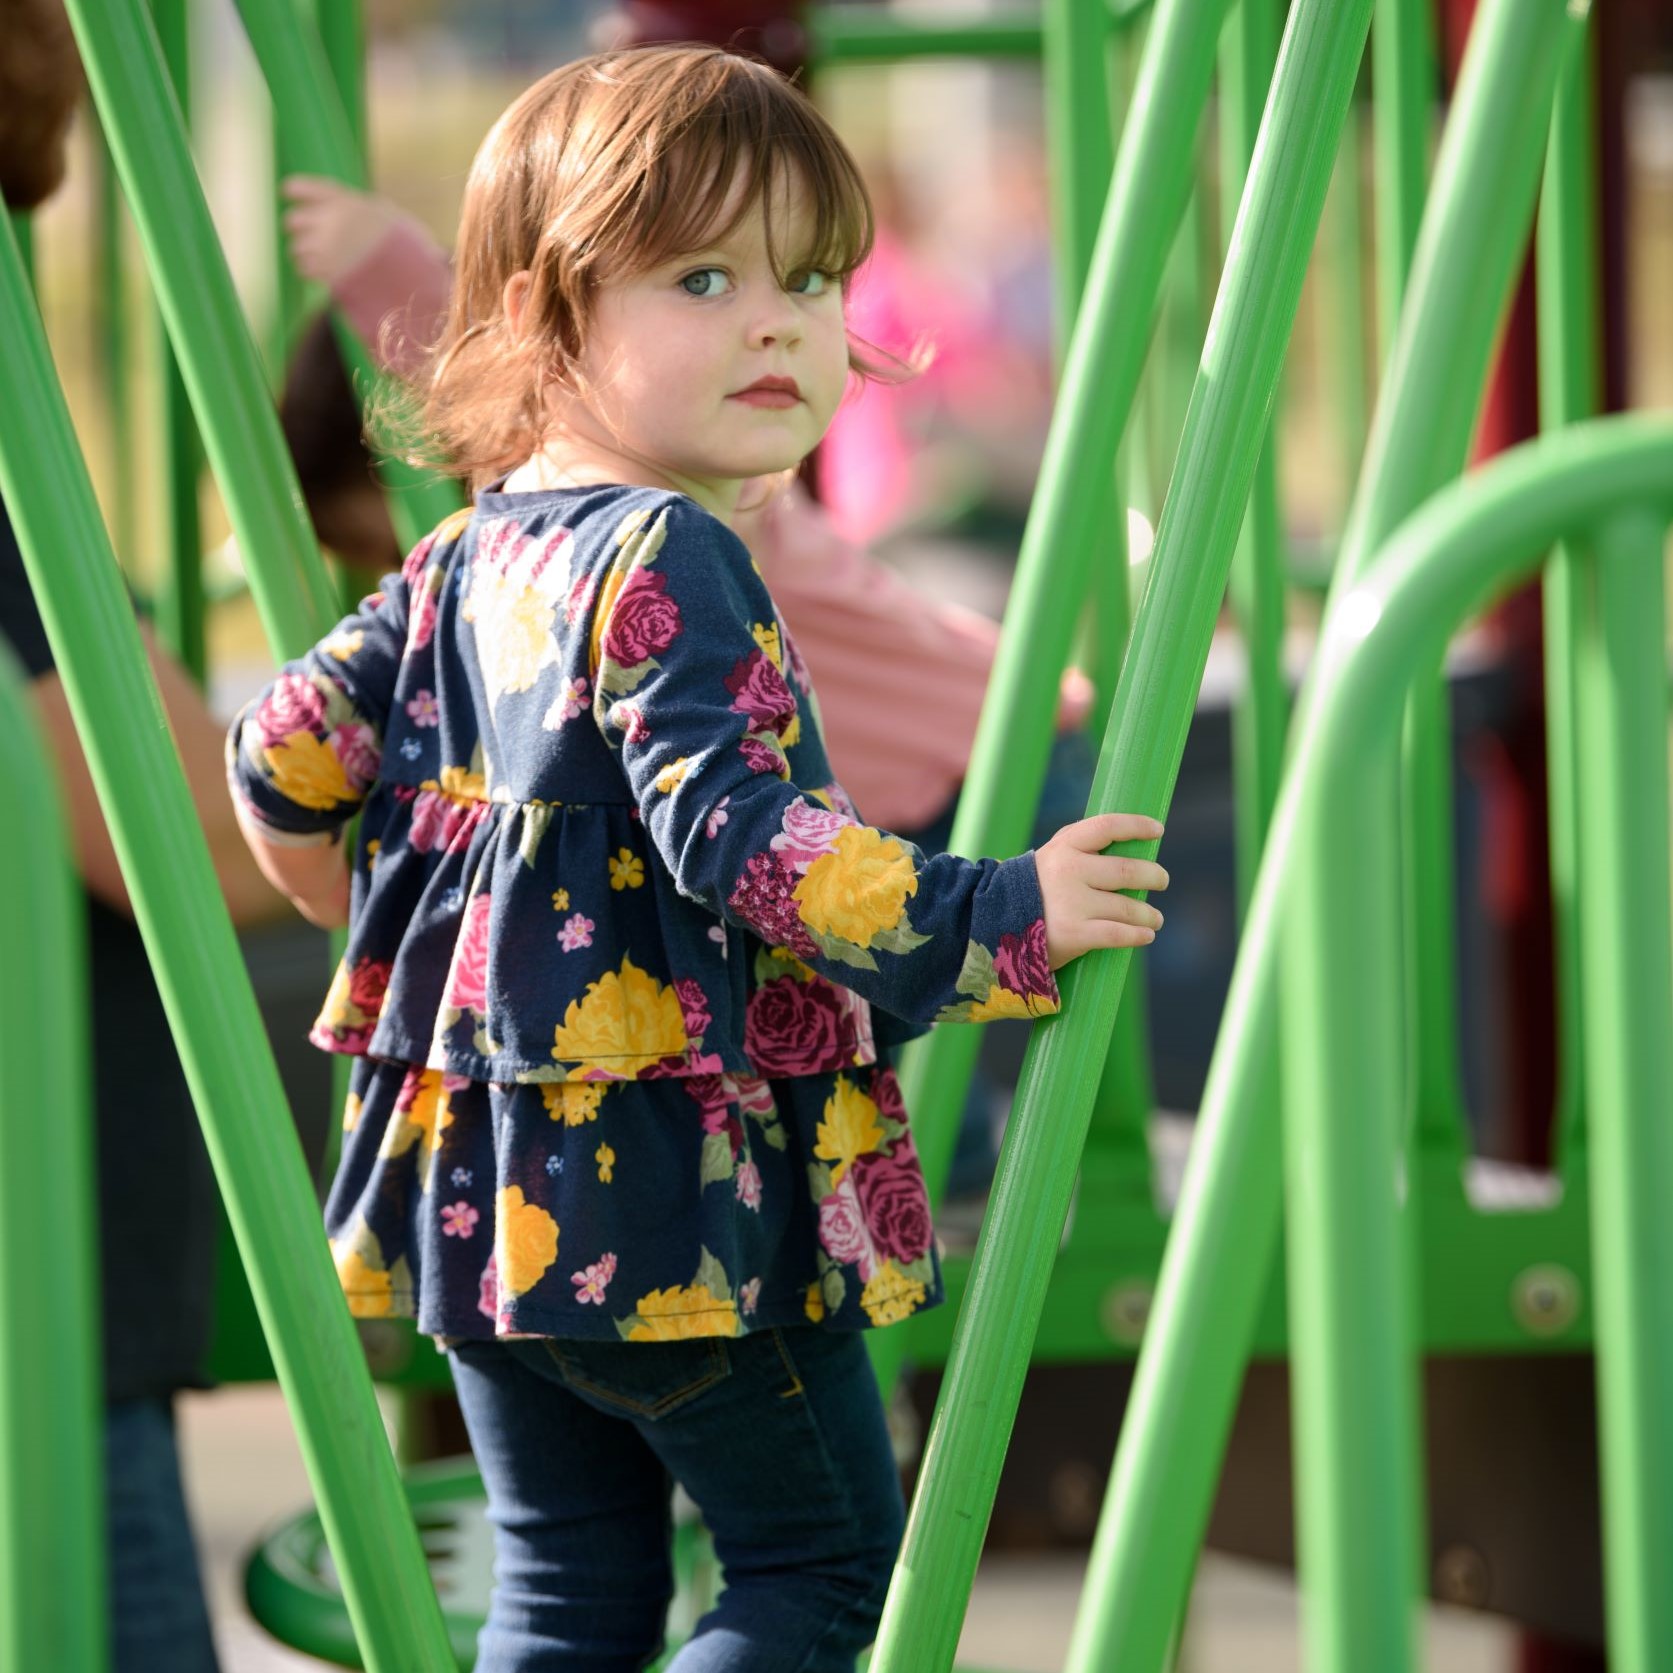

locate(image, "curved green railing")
[[1285, 416, 1673, 1672], [0, 651, 105, 1671]]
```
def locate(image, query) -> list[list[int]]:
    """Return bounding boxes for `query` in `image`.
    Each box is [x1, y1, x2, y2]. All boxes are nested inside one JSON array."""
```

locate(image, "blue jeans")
[[450, 1327, 904, 1673], [105, 1397, 219, 1673]]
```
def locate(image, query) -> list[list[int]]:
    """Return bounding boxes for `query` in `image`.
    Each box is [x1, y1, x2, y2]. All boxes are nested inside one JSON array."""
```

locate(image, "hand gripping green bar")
[[229, 0, 464, 551], [869, 0, 1239, 1403], [0, 640, 105, 1670], [1285, 417, 1673, 1672], [871, 0, 1376, 1662], [1065, 4, 1582, 1670], [0, 206, 453, 1673]]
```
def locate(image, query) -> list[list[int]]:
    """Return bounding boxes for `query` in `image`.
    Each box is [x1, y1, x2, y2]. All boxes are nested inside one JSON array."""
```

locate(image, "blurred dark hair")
[[0, 0, 83, 211]]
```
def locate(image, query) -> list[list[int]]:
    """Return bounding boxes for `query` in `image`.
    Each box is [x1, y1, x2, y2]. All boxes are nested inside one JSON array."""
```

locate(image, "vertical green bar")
[[314, 0, 367, 157], [1064, 8, 1578, 1671], [1218, 0, 1287, 913], [0, 638, 106, 1670], [1326, 104, 1371, 488], [7, 215, 31, 285], [149, 0, 206, 683], [1373, 0, 1434, 360], [867, 0, 1235, 1403], [0, 180, 452, 1673], [1575, 509, 1673, 1673], [1284, 709, 1417, 1672], [1535, 24, 1598, 1170], [93, 125, 136, 568], [874, 2, 1374, 1665]]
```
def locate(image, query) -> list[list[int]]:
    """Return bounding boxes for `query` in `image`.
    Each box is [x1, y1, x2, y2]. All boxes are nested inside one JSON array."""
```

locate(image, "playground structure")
[[0, 0, 1668, 1669]]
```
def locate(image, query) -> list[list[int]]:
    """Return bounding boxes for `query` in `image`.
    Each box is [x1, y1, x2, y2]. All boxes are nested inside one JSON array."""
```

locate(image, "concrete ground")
[[180, 1385, 1517, 1672]]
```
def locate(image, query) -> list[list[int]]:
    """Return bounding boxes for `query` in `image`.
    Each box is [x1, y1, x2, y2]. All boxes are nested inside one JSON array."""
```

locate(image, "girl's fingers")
[[1081, 888, 1164, 930], [1052, 811, 1164, 853], [1081, 853, 1169, 895]]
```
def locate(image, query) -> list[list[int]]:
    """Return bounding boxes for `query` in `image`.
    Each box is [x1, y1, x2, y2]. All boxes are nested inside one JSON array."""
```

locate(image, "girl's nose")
[[747, 288, 803, 350]]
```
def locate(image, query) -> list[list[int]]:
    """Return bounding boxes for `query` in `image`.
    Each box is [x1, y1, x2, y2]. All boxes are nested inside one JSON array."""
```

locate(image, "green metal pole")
[[315, 0, 368, 154], [1535, 23, 1598, 1172], [1373, 0, 1434, 362], [92, 125, 136, 569], [1064, 8, 1579, 1670], [869, 0, 1235, 1402], [231, 0, 462, 550], [149, 0, 206, 683], [807, 11, 1047, 64], [1575, 510, 1673, 1673], [872, 2, 1375, 1664], [0, 202, 453, 1673], [66, 0, 339, 656], [1326, 101, 1371, 488], [0, 640, 106, 1671], [1284, 649, 1418, 1673], [7, 215, 31, 286]]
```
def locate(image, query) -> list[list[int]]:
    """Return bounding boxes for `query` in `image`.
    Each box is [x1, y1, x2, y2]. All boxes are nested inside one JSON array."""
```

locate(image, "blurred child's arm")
[[599, 500, 1067, 1028], [225, 571, 412, 922]]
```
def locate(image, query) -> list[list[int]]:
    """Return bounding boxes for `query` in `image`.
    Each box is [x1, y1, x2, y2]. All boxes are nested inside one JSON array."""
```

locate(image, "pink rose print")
[[736, 1160, 763, 1212], [870, 1065, 907, 1126], [608, 701, 651, 744], [252, 673, 326, 748], [818, 1174, 879, 1280], [706, 797, 731, 839], [770, 798, 852, 872], [347, 958, 392, 1015], [402, 530, 439, 586], [558, 913, 595, 952], [744, 977, 847, 1077], [408, 581, 439, 652], [331, 723, 379, 790], [410, 790, 486, 855], [992, 920, 1057, 1003], [571, 1255, 617, 1305], [740, 1276, 762, 1314], [444, 893, 492, 1012], [565, 570, 597, 626], [783, 624, 814, 695], [726, 1074, 777, 1122], [405, 689, 439, 727], [724, 649, 796, 735], [441, 1201, 479, 1239], [738, 735, 789, 778], [728, 852, 819, 959], [553, 676, 590, 725], [477, 1254, 500, 1321], [602, 570, 682, 667], [476, 516, 571, 583], [852, 1139, 933, 1266], [823, 782, 863, 824], [674, 979, 712, 1040]]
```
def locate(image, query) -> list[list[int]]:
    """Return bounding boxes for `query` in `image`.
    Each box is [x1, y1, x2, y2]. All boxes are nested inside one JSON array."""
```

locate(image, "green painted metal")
[[65, 0, 339, 657], [875, 0, 1375, 1662], [1218, 0, 1287, 916], [92, 125, 137, 567], [808, 9, 1046, 64], [870, 0, 1235, 1404], [1326, 101, 1371, 487], [1286, 417, 1673, 1673], [7, 215, 31, 285], [1373, 0, 1434, 360], [314, 0, 368, 156], [1536, 24, 1599, 1174], [231, 0, 463, 550], [1575, 508, 1673, 1673], [0, 593, 106, 1666], [149, 0, 206, 683], [1064, 4, 1578, 1669], [0, 107, 453, 1673]]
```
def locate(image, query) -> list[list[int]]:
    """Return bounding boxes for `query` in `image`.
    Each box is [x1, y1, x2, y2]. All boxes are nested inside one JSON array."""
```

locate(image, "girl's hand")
[[281, 175, 406, 289], [289, 866, 352, 931], [1035, 812, 1169, 971]]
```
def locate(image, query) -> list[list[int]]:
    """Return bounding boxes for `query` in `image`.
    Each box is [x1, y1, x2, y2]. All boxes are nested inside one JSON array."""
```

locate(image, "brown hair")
[[401, 44, 902, 487], [0, 0, 83, 211]]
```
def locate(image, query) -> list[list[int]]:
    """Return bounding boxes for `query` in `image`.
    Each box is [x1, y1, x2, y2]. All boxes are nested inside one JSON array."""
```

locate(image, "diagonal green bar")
[[64, 0, 338, 657], [0, 187, 453, 1673], [230, 0, 463, 551], [871, 0, 1236, 1402], [1065, 6, 1580, 1670], [0, 639, 105, 1670], [1574, 508, 1673, 1673], [872, 0, 1374, 1663]]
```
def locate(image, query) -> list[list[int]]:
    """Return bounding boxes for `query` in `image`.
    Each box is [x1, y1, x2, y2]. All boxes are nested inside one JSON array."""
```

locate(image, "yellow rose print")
[[264, 731, 354, 810], [609, 848, 647, 890], [323, 629, 365, 661], [804, 1281, 826, 1323], [496, 1186, 559, 1298], [540, 1082, 607, 1126], [431, 764, 488, 801], [628, 1284, 739, 1340], [793, 827, 918, 945], [596, 1142, 616, 1183], [967, 986, 1046, 1023], [551, 957, 688, 1073], [752, 620, 783, 671], [654, 757, 691, 794], [860, 1261, 927, 1328], [814, 1076, 884, 1186]]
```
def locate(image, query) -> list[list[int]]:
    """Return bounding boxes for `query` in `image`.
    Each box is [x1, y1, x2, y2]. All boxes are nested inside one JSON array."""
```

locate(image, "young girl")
[[230, 45, 1167, 1673]]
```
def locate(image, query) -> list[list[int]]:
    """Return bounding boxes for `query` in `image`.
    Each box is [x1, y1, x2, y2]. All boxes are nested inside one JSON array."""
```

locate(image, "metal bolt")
[[1102, 1280, 1154, 1346], [1434, 1543, 1492, 1609], [1511, 1263, 1582, 1337]]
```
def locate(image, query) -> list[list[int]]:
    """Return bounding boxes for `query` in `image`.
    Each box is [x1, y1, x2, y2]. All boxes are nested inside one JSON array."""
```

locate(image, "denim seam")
[[540, 1337, 729, 1419]]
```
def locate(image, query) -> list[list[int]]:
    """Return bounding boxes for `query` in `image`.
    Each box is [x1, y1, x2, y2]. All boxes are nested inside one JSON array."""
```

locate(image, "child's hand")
[[290, 866, 351, 931], [281, 175, 408, 289], [1035, 812, 1168, 971]]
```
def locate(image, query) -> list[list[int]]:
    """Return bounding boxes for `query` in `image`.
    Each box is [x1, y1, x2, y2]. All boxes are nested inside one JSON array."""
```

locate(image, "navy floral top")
[[229, 486, 1061, 1342]]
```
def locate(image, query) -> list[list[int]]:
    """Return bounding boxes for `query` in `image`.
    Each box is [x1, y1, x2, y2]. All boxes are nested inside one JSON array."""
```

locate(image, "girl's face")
[[542, 170, 851, 514]]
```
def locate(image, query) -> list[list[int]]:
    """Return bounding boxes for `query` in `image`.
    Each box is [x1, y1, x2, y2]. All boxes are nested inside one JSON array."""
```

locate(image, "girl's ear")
[[503, 270, 534, 337]]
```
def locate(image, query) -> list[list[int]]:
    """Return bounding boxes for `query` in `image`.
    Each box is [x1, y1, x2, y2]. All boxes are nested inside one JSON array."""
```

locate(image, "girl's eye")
[[787, 269, 833, 297], [680, 268, 732, 297]]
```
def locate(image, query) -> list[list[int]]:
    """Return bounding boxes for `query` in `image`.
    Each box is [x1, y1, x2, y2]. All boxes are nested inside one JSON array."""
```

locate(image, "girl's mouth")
[[731, 377, 802, 409]]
